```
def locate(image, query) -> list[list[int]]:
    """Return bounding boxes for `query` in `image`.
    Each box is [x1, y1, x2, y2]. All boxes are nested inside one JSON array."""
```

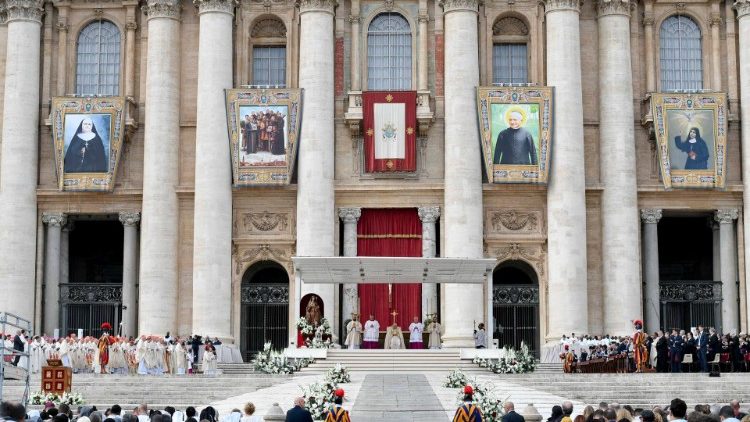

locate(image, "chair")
[[682, 353, 693, 372], [709, 353, 722, 373]]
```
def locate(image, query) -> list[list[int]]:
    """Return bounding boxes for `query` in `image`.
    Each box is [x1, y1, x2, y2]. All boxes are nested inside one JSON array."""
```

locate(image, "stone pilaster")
[[191, 0, 236, 340], [734, 0, 750, 335], [640, 209, 661, 333], [440, 0, 484, 347], [418, 206, 440, 320], [0, 0, 44, 323], [297, 0, 338, 336], [715, 209, 739, 334], [42, 213, 66, 335], [139, 0, 181, 335], [349, 0, 361, 91], [597, 0, 640, 336], [339, 208, 361, 323], [417, 6, 429, 92], [119, 212, 140, 338], [544, 0, 589, 339]]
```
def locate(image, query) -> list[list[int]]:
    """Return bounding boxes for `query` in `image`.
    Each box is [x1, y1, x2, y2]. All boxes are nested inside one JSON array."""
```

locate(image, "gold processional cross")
[[390, 308, 399, 325]]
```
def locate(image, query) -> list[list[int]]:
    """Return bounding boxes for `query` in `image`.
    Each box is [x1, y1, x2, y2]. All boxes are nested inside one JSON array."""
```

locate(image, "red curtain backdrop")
[[357, 209, 422, 329], [362, 91, 417, 172]]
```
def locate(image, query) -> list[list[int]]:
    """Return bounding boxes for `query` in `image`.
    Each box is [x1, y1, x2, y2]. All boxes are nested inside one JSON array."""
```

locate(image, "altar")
[[290, 256, 497, 348]]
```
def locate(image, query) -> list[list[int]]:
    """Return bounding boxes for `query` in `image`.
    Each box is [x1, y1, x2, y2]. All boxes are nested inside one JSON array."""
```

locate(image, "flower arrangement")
[[473, 343, 536, 374], [296, 317, 315, 335], [325, 363, 351, 384], [455, 382, 506, 422], [253, 342, 312, 374], [30, 391, 85, 406], [444, 368, 471, 388], [300, 379, 338, 420]]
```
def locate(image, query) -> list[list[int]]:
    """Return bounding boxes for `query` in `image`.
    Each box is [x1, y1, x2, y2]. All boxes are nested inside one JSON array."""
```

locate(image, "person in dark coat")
[[502, 402, 525, 422], [669, 329, 684, 373], [190, 335, 202, 364], [708, 328, 721, 361], [12, 330, 25, 366], [695, 325, 709, 372], [285, 397, 313, 422], [674, 127, 709, 170], [64, 117, 108, 173], [493, 110, 538, 165], [656, 331, 669, 372]]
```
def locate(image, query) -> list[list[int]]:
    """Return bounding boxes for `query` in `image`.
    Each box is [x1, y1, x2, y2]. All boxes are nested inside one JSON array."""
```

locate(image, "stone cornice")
[[440, 0, 479, 14], [143, 0, 181, 20], [734, 0, 750, 19], [544, 0, 583, 14], [193, 0, 238, 15], [338, 207, 362, 223], [296, 0, 337, 15], [42, 212, 67, 227], [119, 211, 141, 226], [715, 208, 739, 224], [418, 206, 441, 224], [5, 0, 44, 24], [596, 0, 631, 17], [640, 209, 662, 224]]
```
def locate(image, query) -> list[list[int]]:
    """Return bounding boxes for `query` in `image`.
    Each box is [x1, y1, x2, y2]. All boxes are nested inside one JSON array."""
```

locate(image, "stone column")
[[642, 3, 655, 93], [339, 208, 361, 322], [124, 9, 138, 98], [597, 0, 640, 336], [715, 209, 739, 333], [55, 9, 69, 96], [441, 0, 484, 348], [349, 0, 361, 92], [42, 213, 66, 334], [119, 212, 140, 338], [297, 0, 337, 332], [139, 0, 182, 334], [60, 223, 72, 286], [417, 3, 429, 92], [0, 0, 44, 322], [191, 0, 235, 340], [735, 0, 750, 334], [640, 209, 661, 333], [544, 0, 589, 339], [710, 7, 722, 91], [710, 219, 721, 282], [418, 206, 440, 320]]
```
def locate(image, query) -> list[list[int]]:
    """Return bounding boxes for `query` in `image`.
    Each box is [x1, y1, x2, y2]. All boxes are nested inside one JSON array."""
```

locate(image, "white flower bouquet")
[[300, 379, 338, 420], [454, 382, 506, 422], [325, 363, 350, 384], [443, 368, 471, 388], [29, 391, 85, 406]]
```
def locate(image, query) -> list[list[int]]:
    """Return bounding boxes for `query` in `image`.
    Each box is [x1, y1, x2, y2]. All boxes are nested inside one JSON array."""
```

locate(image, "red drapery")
[[362, 91, 417, 172], [357, 208, 422, 329]]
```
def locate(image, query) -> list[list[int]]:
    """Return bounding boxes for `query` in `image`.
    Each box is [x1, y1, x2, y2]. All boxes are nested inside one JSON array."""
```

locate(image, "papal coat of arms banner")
[[650, 92, 727, 189], [51, 96, 127, 192], [225, 88, 303, 186], [363, 91, 417, 172], [476, 87, 554, 184]]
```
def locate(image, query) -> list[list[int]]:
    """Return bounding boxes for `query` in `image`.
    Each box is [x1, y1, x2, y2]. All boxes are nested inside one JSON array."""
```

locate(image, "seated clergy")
[[385, 323, 406, 349]]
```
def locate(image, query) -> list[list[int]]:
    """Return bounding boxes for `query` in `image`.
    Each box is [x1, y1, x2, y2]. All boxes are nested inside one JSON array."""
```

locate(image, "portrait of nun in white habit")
[[64, 115, 108, 173]]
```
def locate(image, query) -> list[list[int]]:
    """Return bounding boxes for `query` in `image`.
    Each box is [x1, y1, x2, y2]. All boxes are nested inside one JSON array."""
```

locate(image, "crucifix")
[[390, 308, 399, 325]]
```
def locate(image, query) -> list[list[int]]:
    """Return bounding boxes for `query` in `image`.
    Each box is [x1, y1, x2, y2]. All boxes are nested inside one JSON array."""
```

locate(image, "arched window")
[[660, 15, 703, 91], [367, 12, 412, 90], [76, 20, 121, 96], [251, 17, 287, 87], [492, 16, 529, 84]]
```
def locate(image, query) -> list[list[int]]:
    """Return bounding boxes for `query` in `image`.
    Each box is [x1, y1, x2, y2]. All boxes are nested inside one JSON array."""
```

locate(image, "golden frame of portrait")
[[225, 88, 303, 187], [650, 92, 728, 189], [51, 96, 126, 192], [476, 86, 554, 184]]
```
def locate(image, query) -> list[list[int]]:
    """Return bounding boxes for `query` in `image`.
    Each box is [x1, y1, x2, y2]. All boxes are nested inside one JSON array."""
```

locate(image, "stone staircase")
[[298, 349, 486, 374]]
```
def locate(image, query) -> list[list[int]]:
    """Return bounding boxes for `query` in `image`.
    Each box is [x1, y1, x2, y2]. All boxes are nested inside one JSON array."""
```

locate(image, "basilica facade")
[[1, 0, 750, 359]]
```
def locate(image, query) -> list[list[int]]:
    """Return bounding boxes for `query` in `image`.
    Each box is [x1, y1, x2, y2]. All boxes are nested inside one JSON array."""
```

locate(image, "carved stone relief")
[[487, 209, 543, 234], [492, 242, 547, 276], [235, 210, 293, 236], [234, 243, 295, 275]]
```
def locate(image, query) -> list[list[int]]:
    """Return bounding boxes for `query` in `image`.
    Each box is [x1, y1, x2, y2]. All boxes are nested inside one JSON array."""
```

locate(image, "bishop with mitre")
[[384, 322, 406, 349], [345, 313, 363, 349], [427, 314, 444, 349]]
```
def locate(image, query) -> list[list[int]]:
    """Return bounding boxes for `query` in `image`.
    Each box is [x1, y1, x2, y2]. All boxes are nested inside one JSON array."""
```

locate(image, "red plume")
[[101, 322, 112, 331], [463, 385, 474, 395], [334, 388, 345, 398]]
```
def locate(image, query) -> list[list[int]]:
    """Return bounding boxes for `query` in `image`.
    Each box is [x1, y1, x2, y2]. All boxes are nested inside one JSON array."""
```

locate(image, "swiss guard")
[[98, 322, 115, 374], [324, 388, 351, 422], [453, 385, 484, 422], [632, 319, 649, 373]]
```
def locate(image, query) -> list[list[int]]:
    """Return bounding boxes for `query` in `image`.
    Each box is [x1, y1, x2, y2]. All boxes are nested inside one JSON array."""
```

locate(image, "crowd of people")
[[538, 399, 750, 422], [1, 327, 224, 376], [558, 325, 750, 372]]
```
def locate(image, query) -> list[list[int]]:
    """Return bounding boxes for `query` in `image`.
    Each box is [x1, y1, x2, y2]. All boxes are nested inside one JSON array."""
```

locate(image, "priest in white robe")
[[427, 316, 444, 349], [363, 315, 380, 349], [384, 323, 406, 349], [344, 313, 363, 350], [408, 317, 424, 349]]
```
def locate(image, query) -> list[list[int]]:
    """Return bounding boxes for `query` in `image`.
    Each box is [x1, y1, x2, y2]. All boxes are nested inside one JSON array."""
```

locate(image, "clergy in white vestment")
[[203, 344, 218, 375], [427, 318, 444, 349], [59, 338, 72, 368], [384, 323, 406, 349], [363, 315, 380, 349], [172, 341, 188, 375], [30, 337, 44, 373], [17, 336, 29, 371], [408, 317, 424, 349], [344, 313, 363, 350]]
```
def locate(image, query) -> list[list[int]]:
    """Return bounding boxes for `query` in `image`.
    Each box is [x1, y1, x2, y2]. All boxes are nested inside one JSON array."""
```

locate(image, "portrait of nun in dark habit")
[[64, 116, 108, 173]]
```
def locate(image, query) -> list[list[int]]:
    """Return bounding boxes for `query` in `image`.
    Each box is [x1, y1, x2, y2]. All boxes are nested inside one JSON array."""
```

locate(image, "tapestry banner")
[[51, 96, 127, 192], [225, 88, 303, 186], [363, 91, 417, 172]]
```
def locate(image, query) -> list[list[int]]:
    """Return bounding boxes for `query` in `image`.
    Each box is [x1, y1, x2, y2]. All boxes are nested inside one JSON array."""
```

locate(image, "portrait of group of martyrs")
[[238, 105, 289, 168]]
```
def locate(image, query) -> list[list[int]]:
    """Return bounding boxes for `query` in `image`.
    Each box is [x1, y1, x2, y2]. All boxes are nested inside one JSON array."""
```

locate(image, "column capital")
[[544, 0, 583, 13], [734, 0, 750, 19], [5, 0, 44, 24], [348, 14, 361, 24], [715, 209, 739, 224], [42, 212, 67, 227], [642, 12, 655, 26], [193, 0, 237, 15], [596, 0, 631, 17], [418, 206, 441, 224], [119, 211, 141, 226], [296, 0, 337, 15], [338, 207, 362, 223], [640, 208, 662, 224], [440, 0, 479, 14], [143, 0, 181, 20]]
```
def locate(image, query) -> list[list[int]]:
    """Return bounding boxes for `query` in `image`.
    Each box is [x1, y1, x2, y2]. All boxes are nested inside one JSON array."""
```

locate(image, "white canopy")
[[291, 256, 497, 284]]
